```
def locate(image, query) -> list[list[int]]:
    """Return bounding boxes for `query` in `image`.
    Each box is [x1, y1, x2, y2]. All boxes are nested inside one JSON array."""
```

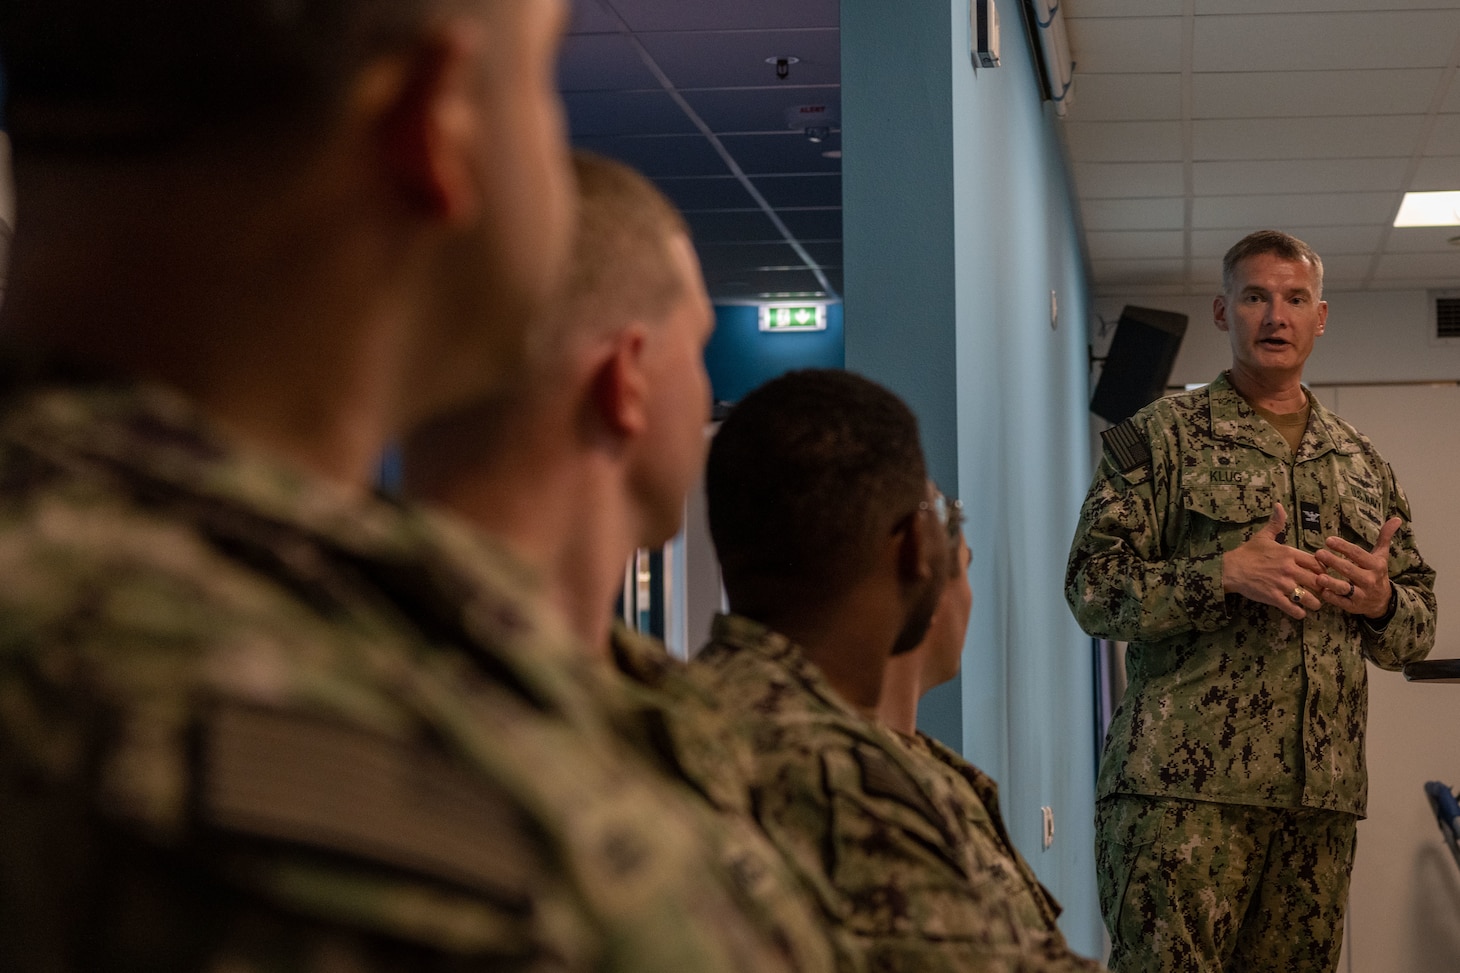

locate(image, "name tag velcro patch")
[[197, 701, 540, 902]]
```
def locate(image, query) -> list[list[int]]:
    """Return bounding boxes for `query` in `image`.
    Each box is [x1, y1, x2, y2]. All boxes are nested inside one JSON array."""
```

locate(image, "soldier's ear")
[[373, 21, 491, 223], [893, 504, 938, 585], [589, 324, 650, 438]]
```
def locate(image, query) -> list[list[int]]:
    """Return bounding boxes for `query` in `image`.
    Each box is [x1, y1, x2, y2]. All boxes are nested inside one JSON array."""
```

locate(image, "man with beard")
[[693, 368, 1106, 971]]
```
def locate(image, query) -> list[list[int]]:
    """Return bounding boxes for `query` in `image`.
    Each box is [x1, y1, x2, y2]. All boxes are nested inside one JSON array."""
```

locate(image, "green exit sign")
[[759, 303, 827, 332]]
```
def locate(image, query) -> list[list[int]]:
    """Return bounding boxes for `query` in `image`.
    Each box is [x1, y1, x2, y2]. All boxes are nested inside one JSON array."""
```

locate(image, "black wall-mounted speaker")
[[1090, 305, 1189, 425]]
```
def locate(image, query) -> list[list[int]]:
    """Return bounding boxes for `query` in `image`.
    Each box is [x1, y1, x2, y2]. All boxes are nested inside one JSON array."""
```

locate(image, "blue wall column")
[[842, 0, 1103, 956]]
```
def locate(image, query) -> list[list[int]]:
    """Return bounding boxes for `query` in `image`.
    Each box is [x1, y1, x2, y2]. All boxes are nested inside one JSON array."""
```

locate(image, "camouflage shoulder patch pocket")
[[1101, 420, 1152, 482]]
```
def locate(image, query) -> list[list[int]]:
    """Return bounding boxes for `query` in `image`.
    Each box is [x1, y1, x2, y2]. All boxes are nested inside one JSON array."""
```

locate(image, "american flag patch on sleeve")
[[1100, 419, 1152, 475]]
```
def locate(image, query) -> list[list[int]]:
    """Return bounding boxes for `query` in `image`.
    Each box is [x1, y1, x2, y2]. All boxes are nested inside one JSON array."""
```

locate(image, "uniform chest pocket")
[[1339, 495, 1383, 548], [1180, 484, 1272, 557]]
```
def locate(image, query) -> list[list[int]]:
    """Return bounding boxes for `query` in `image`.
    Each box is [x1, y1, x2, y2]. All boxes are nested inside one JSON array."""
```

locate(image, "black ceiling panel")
[[679, 87, 841, 136], [776, 208, 843, 241], [681, 209, 784, 244], [637, 29, 840, 90], [606, 0, 838, 33], [751, 174, 842, 209], [557, 34, 658, 92], [568, 0, 623, 34], [706, 268, 832, 300], [716, 132, 842, 175], [564, 90, 700, 137], [693, 241, 806, 276], [652, 176, 760, 211], [572, 135, 731, 178], [564, 0, 842, 303]]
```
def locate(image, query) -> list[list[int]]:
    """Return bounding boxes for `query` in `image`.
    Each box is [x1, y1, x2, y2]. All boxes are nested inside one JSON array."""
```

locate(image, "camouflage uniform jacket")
[[1065, 371, 1437, 816], [691, 613, 1107, 972], [608, 623, 849, 973], [0, 376, 805, 973], [896, 729, 1065, 939]]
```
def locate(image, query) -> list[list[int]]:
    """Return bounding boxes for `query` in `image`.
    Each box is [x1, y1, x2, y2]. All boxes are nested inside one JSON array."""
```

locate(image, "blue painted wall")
[[705, 303, 845, 405], [842, 0, 1101, 956]]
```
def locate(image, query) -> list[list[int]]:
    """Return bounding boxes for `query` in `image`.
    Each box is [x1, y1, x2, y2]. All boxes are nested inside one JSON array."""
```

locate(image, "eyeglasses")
[[920, 487, 965, 542]]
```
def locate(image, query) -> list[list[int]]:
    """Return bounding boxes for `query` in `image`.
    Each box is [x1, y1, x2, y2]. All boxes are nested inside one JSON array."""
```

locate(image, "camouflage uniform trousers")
[[1095, 794, 1357, 973]]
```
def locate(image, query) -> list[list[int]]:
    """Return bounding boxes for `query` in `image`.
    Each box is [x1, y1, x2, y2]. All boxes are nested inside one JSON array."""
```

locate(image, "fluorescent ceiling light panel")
[[1394, 191, 1460, 227]]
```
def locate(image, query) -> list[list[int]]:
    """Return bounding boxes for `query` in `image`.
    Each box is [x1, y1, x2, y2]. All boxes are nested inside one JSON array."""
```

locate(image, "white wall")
[[1091, 287, 1460, 972], [1093, 288, 1460, 388], [842, 0, 1103, 954]]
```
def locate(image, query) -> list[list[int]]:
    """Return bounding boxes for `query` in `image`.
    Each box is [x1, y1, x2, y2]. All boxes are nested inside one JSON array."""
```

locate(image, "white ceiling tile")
[[1198, 0, 1460, 13], [1066, 17, 1185, 74], [1067, 0, 1176, 16], [1065, 120, 1184, 162], [1425, 116, 1460, 156], [1373, 251, 1460, 281], [1192, 116, 1425, 160], [1086, 230, 1187, 261], [1190, 229, 1243, 259], [1189, 257, 1224, 286], [1386, 227, 1460, 253], [1360, 277, 1460, 290], [1191, 192, 1397, 229], [1073, 162, 1186, 199], [1294, 225, 1391, 258], [1069, 74, 1181, 121], [1082, 198, 1186, 231], [1191, 69, 1443, 120], [1192, 225, 1388, 259], [1315, 255, 1376, 283], [1193, 158, 1409, 196], [1094, 285, 1194, 300], [1090, 258, 1189, 288], [1193, 11, 1460, 72], [1407, 156, 1460, 192]]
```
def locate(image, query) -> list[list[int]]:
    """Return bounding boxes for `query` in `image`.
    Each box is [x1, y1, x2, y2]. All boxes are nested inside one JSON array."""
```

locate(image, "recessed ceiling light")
[[1394, 191, 1460, 227]]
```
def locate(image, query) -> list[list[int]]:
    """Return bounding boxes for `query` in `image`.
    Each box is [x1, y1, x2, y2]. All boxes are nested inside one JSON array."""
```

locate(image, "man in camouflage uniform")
[[879, 517, 1073, 947], [403, 151, 843, 972], [0, 2, 820, 970], [1065, 230, 1437, 972], [693, 368, 1106, 972]]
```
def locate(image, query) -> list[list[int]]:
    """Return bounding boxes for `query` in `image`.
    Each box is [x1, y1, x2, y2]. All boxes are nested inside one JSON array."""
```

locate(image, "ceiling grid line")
[[1066, 1, 1460, 296], [1363, 26, 1460, 290], [1180, 0, 1196, 296], [591, 0, 839, 300]]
